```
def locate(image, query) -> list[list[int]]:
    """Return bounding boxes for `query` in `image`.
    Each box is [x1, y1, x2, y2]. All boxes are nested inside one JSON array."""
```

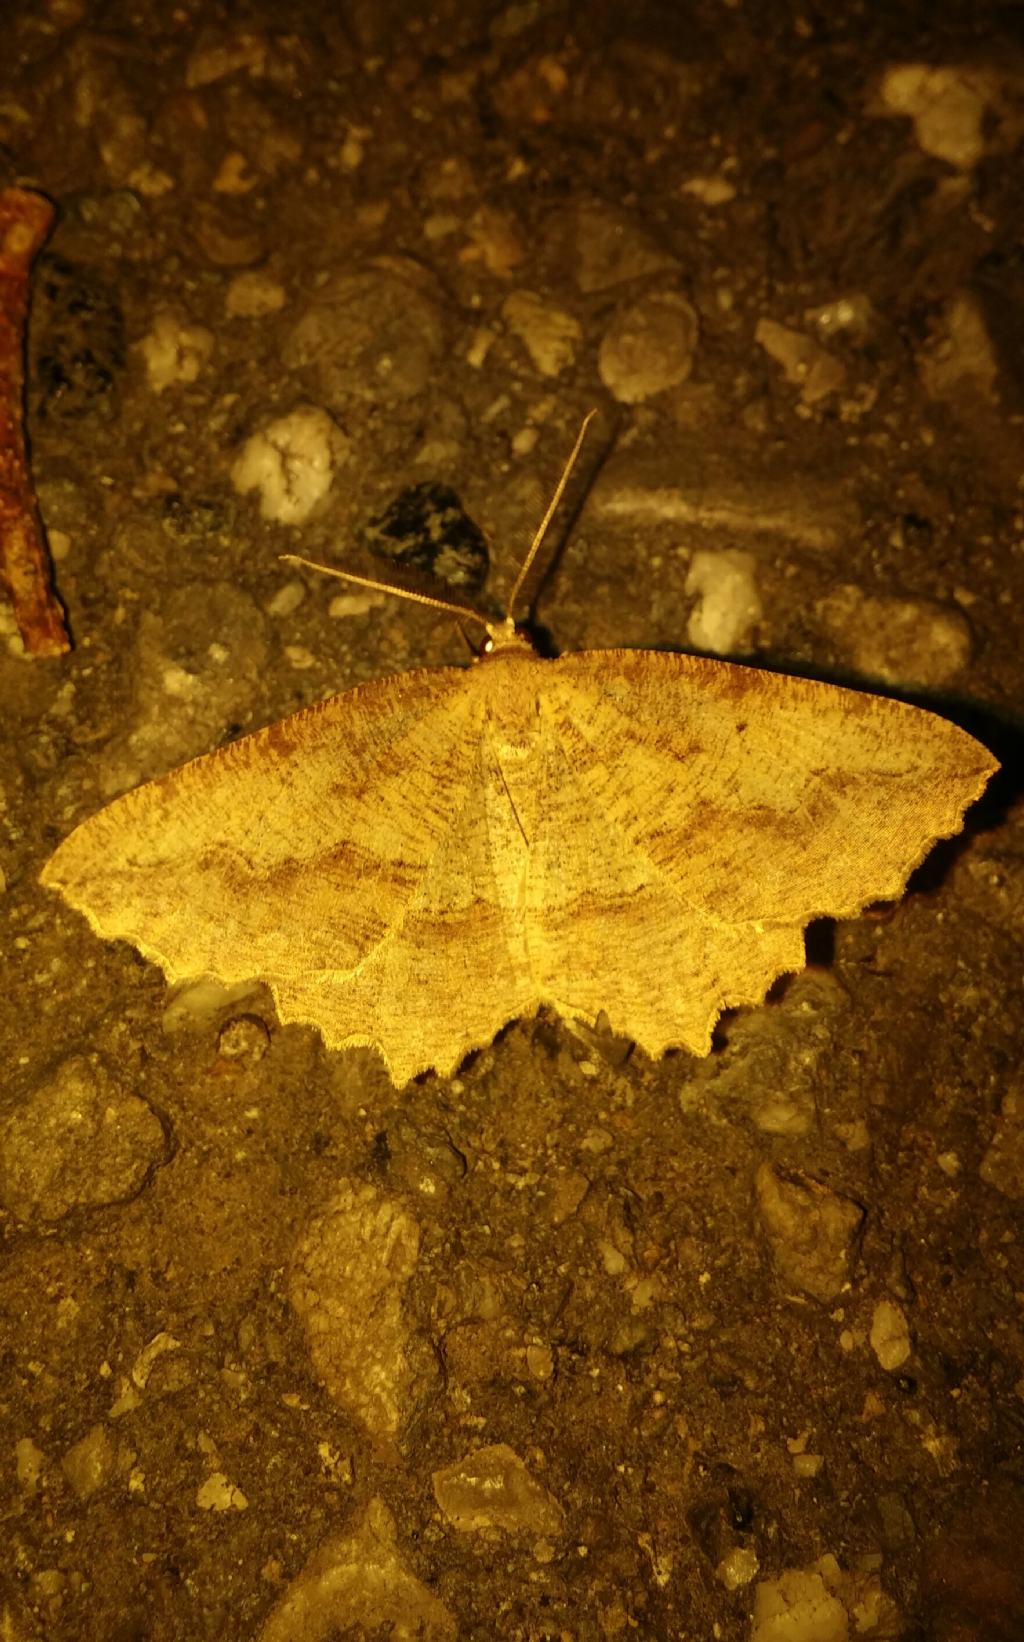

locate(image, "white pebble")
[[232, 406, 346, 525], [137, 312, 215, 393], [685, 548, 762, 654]]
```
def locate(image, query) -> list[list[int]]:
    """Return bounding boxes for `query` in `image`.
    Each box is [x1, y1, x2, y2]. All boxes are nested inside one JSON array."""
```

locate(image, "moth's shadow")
[[521, 617, 560, 659]]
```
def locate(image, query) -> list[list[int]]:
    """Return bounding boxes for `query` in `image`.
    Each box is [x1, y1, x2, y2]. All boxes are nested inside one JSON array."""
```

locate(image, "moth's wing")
[[530, 649, 996, 1057], [269, 731, 537, 1084], [42, 664, 537, 1083], [42, 666, 489, 983]]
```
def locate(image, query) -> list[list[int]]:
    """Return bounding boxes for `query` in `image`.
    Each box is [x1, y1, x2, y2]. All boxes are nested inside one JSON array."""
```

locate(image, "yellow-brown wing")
[[41, 666, 492, 982], [41, 662, 544, 1082], [269, 724, 539, 1083], [523, 649, 995, 1057]]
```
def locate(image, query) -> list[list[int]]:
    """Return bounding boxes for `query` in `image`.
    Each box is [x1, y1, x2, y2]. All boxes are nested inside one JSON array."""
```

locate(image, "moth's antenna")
[[506, 409, 598, 618], [280, 554, 492, 633]]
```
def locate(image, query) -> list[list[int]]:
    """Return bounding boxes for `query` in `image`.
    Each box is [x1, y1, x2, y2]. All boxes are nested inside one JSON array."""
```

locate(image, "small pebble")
[[196, 1472, 249, 1512], [329, 590, 387, 619], [16, 1437, 46, 1494], [879, 63, 994, 169], [432, 1443, 564, 1538], [793, 1452, 824, 1478], [217, 1014, 271, 1062], [265, 580, 306, 618], [62, 1424, 118, 1500], [685, 548, 761, 654], [232, 405, 346, 525], [756, 1163, 863, 1302], [717, 1545, 760, 1589], [0, 1056, 167, 1224], [137, 311, 214, 392], [290, 1181, 427, 1440], [225, 270, 286, 318], [258, 1499, 455, 1641], [681, 173, 737, 205], [870, 1298, 912, 1371], [980, 1089, 1024, 1198], [755, 316, 845, 404], [574, 201, 678, 292], [284, 644, 317, 670], [817, 585, 973, 688], [502, 290, 582, 377], [598, 289, 699, 403]]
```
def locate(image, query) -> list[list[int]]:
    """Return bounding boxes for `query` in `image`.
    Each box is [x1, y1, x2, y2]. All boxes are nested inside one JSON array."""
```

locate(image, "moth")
[[41, 417, 997, 1084]]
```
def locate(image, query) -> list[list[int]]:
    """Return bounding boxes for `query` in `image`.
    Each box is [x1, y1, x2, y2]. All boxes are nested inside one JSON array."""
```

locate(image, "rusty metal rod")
[[0, 186, 70, 658]]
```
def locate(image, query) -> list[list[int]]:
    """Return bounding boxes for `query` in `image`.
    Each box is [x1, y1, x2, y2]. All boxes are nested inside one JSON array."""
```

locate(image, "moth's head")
[[481, 617, 535, 658]]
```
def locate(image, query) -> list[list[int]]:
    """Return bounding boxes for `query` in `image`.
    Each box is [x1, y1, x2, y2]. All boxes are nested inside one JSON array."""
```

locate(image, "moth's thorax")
[[476, 629, 548, 757]]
